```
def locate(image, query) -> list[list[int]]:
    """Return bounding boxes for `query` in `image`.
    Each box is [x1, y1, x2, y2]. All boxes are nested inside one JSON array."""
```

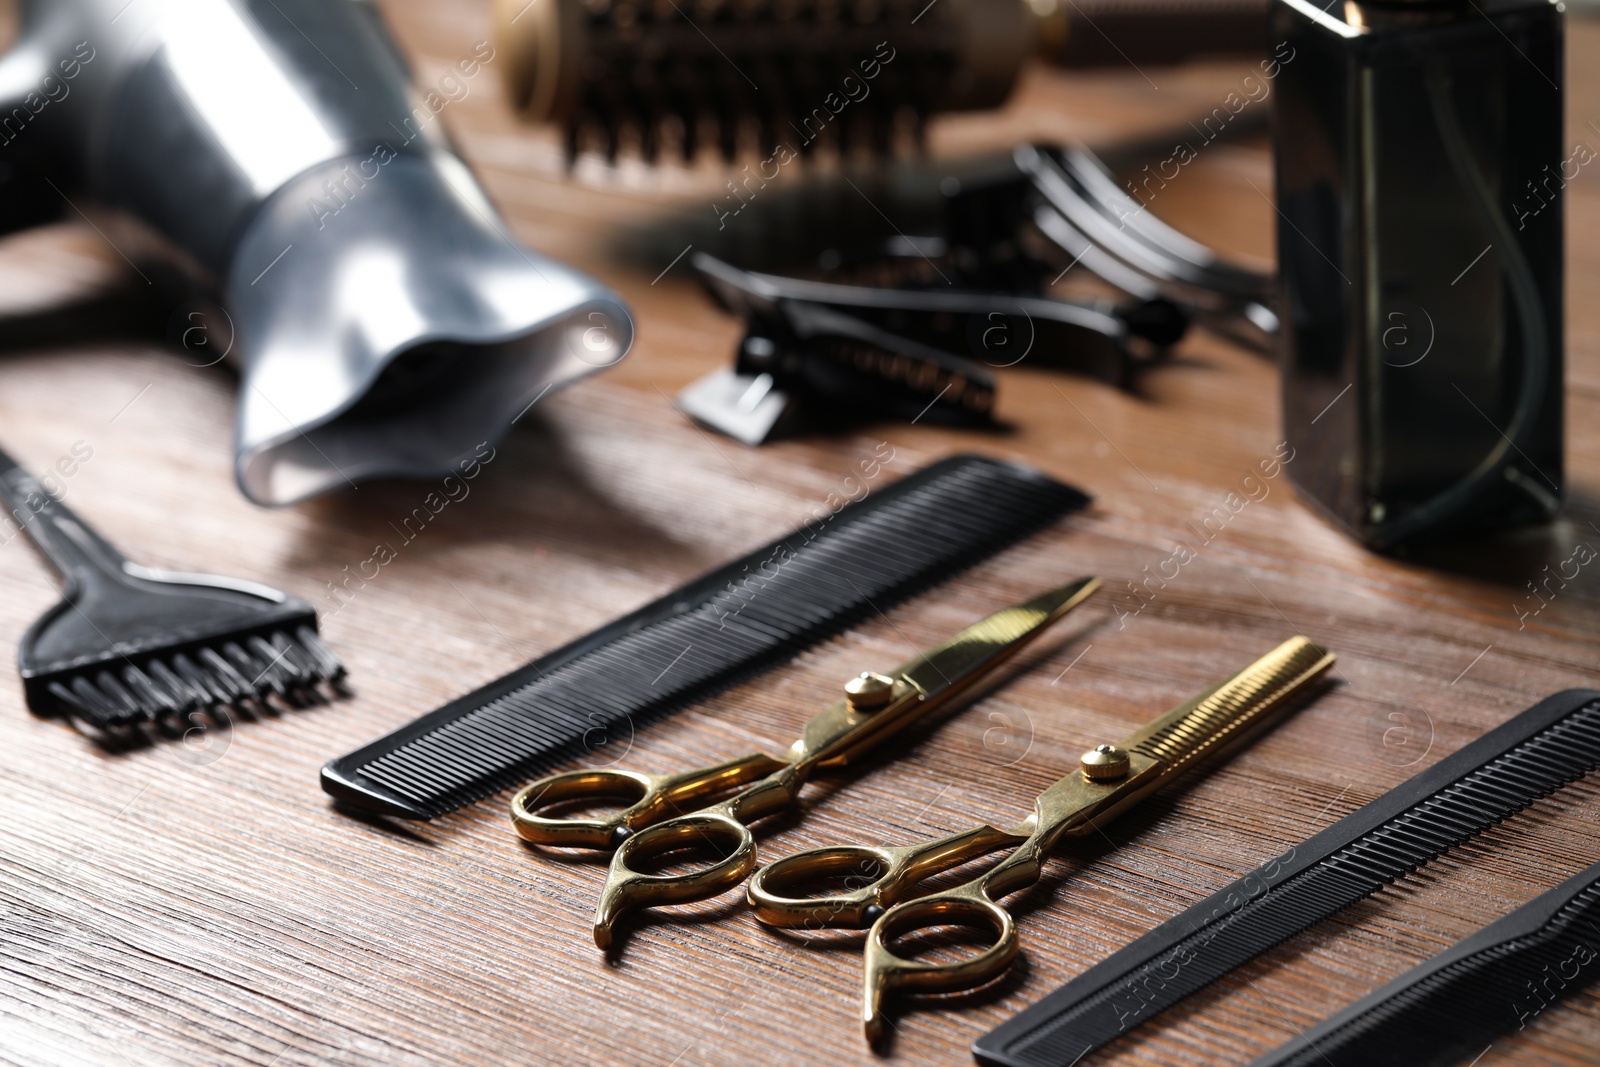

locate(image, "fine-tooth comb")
[[973, 688, 1600, 1067], [322, 454, 1090, 820], [0, 446, 345, 730], [1249, 854, 1600, 1067]]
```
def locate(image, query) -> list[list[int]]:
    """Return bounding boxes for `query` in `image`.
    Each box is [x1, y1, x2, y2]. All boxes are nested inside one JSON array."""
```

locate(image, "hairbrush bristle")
[[497, 0, 1041, 164]]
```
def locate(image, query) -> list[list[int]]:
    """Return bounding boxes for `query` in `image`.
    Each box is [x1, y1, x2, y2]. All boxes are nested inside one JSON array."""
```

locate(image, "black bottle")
[[1272, 0, 1565, 549]]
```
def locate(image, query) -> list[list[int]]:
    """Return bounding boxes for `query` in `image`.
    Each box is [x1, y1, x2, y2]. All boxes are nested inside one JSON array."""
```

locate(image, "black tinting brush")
[[0, 446, 344, 731]]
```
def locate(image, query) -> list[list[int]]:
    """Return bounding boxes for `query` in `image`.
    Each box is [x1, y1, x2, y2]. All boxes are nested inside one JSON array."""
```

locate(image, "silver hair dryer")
[[0, 0, 631, 505]]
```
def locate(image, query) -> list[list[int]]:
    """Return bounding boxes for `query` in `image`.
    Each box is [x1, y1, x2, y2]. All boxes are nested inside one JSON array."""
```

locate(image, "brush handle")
[[0, 444, 130, 591]]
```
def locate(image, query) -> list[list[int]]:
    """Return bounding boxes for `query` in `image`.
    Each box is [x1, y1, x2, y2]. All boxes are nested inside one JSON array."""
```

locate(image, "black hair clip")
[[678, 251, 1180, 444], [676, 141, 1268, 445], [678, 296, 998, 446]]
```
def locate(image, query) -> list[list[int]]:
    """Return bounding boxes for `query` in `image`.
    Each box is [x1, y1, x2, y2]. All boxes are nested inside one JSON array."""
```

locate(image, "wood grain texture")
[[0, 3, 1597, 1065]]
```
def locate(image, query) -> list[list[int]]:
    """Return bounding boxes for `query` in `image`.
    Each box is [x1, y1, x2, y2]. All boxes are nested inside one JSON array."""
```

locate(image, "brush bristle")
[[523, 0, 1007, 164], [41, 625, 345, 729]]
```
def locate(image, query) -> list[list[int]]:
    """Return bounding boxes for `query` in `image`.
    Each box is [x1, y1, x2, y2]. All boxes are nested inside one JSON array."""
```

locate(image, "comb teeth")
[[39, 625, 345, 730], [975, 692, 1600, 1067], [1252, 864, 1600, 1067], [323, 455, 1089, 819]]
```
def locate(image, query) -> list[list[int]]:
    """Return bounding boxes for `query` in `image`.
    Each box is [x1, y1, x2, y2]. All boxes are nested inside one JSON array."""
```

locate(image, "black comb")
[[0, 446, 345, 730], [321, 454, 1089, 819], [1249, 855, 1600, 1067], [973, 688, 1600, 1067]]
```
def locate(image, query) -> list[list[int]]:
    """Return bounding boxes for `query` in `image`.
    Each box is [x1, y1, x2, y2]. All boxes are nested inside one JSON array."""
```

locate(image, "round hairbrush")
[[495, 0, 1266, 162]]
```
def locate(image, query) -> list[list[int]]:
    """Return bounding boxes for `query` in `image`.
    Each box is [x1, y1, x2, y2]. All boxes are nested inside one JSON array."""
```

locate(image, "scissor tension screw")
[[844, 671, 896, 711], [1080, 743, 1130, 781]]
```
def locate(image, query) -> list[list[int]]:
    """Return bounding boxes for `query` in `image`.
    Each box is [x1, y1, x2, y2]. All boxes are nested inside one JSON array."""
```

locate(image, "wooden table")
[[1, 4, 1598, 1065]]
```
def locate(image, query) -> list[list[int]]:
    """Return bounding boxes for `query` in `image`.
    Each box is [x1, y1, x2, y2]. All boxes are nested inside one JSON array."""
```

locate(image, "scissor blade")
[[1031, 636, 1335, 845], [1119, 635, 1335, 773], [896, 578, 1101, 699]]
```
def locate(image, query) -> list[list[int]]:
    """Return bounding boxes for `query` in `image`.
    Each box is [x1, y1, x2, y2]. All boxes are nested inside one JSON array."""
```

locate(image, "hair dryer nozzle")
[[229, 152, 631, 506], [0, 0, 633, 505]]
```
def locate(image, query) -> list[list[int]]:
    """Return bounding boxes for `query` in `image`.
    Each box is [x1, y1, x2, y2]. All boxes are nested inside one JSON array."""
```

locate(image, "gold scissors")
[[510, 577, 1101, 952], [746, 636, 1335, 1043]]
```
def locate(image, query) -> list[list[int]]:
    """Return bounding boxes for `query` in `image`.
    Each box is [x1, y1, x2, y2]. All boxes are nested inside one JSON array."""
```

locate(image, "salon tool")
[[974, 688, 1600, 1067], [696, 251, 1180, 372], [1273, 0, 1562, 548], [850, 144, 1272, 349], [678, 250, 1172, 442], [496, 0, 1270, 162], [750, 636, 1334, 1043], [0, 0, 631, 506], [1009, 145, 1277, 349], [860, 145, 1271, 347], [513, 577, 1101, 951], [0, 446, 343, 729], [679, 137, 1280, 445], [322, 455, 1089, 819], [677, 299, 998, 446], [1249, 854, 1600, 1067]]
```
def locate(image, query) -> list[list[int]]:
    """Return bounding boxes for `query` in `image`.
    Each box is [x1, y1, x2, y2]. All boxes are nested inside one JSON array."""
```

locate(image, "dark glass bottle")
[[1272, 0, 1564, 549]]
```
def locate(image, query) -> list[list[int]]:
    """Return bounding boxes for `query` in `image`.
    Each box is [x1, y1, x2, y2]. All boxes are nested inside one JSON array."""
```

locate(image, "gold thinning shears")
[[746, 636, 1335, 1043], [510, 577, 1102, 952]]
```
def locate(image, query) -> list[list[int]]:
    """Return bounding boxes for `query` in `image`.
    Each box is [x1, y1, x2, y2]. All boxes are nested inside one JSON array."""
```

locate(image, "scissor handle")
[[590, 810, 759, 950], [748, 824, 1026, 929], [510, 752, 788, 850], [860, 887, 1020, 1046]]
